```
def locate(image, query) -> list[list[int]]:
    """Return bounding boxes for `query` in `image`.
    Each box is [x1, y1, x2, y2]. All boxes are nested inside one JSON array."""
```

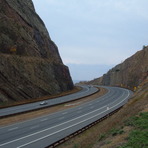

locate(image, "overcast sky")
[[32, 0, 148, 82]]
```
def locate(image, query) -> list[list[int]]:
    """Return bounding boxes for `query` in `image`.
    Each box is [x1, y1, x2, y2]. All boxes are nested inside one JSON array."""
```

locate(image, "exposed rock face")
[[0, 0, 73, 102], [88, 47, 148, 89], [0, 0, 61, 59]]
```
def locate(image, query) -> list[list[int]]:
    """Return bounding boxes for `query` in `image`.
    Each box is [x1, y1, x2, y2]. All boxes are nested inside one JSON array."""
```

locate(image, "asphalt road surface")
[[0, 86, 133, 148], [0, 85, 98, 117]]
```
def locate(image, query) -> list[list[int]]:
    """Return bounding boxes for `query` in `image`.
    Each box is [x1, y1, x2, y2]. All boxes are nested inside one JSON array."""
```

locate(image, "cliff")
[[0, 0, 73, 103], [88, 47, 148, 89]]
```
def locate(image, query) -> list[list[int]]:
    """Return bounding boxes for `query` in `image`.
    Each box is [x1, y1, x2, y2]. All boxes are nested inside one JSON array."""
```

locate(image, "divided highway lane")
[[0, 85, 98, 117], [0, 86, 133, 148]]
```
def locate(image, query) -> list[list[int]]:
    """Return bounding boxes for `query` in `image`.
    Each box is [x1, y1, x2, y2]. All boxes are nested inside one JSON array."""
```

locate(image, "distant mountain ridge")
[[0, 0, 73, 103], [87, 47, 148, 89]]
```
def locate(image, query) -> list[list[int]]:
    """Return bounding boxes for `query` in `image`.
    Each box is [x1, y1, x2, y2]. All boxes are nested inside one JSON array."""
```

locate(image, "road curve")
[[0, 85, 98, 117], [0, 86, 133, 148]]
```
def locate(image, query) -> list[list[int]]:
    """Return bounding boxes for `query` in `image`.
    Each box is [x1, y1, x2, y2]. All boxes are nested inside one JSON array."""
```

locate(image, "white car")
[[40, 101, 47, 105]]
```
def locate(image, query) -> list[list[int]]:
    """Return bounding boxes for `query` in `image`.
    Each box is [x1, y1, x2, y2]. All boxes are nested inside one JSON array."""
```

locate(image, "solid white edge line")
[[17, 109, 108, 148], [0, 105, 106, 147], [0, 89, 130, 147], [0, 86, 97, 130], [17, 90, 130, 148]]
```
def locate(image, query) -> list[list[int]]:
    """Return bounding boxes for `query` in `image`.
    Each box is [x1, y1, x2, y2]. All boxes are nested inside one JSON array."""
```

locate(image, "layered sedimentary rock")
[[88, 47, 148, 89], [0, 0, 73, 102]]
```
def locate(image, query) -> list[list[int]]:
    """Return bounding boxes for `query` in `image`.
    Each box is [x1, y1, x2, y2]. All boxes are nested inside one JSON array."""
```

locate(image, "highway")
[[0, 86, 133, 148], [0, 85, 98, 117]]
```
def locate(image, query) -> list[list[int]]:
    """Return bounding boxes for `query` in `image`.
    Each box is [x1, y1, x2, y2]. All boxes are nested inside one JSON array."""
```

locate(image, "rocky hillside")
[[0, 0, 73, 103], [88, 47, 148, 89]]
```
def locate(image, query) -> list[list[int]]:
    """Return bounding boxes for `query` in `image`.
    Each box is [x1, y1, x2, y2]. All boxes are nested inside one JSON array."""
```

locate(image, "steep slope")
[[88, 47, 148, 89], [0, 0, 61, 59], [0, 0, 73, 103]]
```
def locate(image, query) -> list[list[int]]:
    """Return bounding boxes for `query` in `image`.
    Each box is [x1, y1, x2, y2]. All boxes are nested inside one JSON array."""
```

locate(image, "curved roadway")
[[0, 86, 133, 148], [0, 85, 98, 117]]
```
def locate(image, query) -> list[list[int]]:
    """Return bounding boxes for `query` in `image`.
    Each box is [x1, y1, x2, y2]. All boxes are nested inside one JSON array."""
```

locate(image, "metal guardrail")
[[46, 106, 122, 148], [46, 87, 133, 148]]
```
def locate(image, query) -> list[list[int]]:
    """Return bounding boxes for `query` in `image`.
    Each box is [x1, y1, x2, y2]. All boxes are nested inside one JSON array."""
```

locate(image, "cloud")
[[59, 46, 131, 66], [67, 63, 114, 81], [113, 0, 148, 19], [32, 0, 148, 80]]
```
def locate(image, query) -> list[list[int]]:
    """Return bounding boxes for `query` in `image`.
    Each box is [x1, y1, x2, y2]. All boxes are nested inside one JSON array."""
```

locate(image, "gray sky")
[[32, 0, 148, 81]]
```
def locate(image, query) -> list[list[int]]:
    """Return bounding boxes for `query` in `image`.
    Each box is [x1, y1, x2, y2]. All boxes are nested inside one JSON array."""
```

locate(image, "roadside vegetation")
[[95, 112, 148, 148], [119, 112, 148, 148]]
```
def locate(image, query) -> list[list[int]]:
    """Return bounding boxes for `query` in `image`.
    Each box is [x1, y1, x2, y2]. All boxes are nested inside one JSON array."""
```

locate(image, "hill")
[[0, 0, 73, 103], [87, 47, 148, 90]]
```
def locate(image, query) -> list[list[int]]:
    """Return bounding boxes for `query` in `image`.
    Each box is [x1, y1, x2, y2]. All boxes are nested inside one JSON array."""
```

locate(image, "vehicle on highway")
[[40, 101, 47, 105], [0, 85, 98, 117], [0, 86, 133, 148]]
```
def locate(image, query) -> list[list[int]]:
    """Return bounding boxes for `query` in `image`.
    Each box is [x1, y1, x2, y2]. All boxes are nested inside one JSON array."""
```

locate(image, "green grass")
[[125, 112, 148, 129], [119, 112, 148, 148], [98, 133, 106, 141], [110, 128, 124, 136], [73, 144, 79, 148]]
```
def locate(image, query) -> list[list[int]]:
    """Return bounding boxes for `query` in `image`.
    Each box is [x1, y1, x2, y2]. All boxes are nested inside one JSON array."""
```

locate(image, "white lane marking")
[[84, 86, 90, 93], [108, 89, 126, 106], [0, 105, 106, 147], [0, 86, 97, 129], [0, 89, 130, 147], [8, 127, 18, 131], [17, 90, 130, 148], [17, 109, 109, 148], [17, 91, 130, 148], [64, 102, 82, 107], [59, 117, 65, 120], [30, 125, 39, 130], [109, 89, 130, 109], [62, 112, 67, 115], [40, 118, 48, 122]]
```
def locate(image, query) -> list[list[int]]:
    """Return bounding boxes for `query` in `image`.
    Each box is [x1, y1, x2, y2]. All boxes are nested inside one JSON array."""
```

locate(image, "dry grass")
[[0, 87, 107, 126], [94, 126, 132, 148], [57, 82, 148, 148]]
